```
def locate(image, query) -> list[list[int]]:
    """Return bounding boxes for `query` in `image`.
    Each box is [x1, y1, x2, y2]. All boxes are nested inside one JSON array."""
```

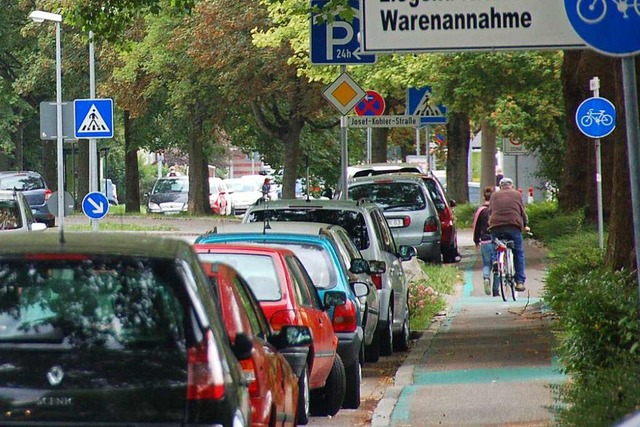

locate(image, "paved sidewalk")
[[372, 229, 564, 427]]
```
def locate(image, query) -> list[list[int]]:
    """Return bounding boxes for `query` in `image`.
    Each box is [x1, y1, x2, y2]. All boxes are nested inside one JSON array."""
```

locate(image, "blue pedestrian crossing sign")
[[575, 97, 616, 139], [82, 191, 109, 219], [406, 86, 448, 125], [74, 98, 114, 139]]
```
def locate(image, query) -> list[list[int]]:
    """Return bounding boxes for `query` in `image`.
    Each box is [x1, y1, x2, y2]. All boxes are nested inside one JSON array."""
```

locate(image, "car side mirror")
[[271, 325, 313, 349], [350, 281, 370, 298], [323, 290, 347, 309], [368, 260, 386, 274], [349, 258, 370, 275], [449, 199, 457, 208], [398, 245, 417, 261], [231, 332, 253, 360], [31, 222, 48, 232]]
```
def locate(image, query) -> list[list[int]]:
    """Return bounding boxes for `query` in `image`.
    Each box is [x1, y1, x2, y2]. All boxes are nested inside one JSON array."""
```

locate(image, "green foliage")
[[526, 201, 594, 247], [452, 202, 477, 229], [409, 263, 459, 332]]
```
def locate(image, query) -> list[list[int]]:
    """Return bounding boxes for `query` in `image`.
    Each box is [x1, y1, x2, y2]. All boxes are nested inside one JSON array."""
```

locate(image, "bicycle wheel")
[[497, 252, 508, 302], [506, 250, 517, 301]]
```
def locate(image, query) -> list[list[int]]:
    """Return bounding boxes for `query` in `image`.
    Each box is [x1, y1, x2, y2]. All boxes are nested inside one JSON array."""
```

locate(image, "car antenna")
[[305, 155, 310, 202]]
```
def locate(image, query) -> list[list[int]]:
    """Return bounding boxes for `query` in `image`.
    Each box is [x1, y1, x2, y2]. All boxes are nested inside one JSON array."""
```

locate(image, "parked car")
[[146, 175, 189, 214], [0, 190, 47, 233], [209, 176, 230, 215], [243, 199, 415, 356], [194, 243, 346, 423], [100, 178, 118, 205], [199, 260, 312, 427], [346, 173, 442, 263], [224, 178, 263, 215], [0, 232, 251, 426], [196, 222, 370, 409], [0, 170, 54, 227]]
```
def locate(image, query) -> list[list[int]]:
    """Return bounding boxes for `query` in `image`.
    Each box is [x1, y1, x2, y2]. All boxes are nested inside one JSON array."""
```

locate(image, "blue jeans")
[[491, 229, 526, 284], [480, 242, 495, 280]]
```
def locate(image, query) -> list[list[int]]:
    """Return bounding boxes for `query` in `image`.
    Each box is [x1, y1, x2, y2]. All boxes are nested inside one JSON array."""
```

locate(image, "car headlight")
[[148, 202, 160, 210]]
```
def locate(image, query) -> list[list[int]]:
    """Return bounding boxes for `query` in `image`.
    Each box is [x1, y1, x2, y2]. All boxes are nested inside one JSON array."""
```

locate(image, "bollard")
[[527, 187, 534, 204]]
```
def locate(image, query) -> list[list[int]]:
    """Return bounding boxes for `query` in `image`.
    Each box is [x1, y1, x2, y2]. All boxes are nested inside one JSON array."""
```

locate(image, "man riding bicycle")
[[488, 177, 529, 292]]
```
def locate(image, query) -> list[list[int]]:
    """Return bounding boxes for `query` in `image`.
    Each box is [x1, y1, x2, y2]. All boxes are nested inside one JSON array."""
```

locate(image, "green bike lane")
[[372, 232, 565, 426]]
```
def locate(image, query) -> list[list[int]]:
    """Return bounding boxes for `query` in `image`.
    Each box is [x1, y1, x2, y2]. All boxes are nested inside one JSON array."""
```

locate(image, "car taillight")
[[423, 216, 438, 233], [371, 273, 383, 290], [332, 299, 358, 333], [270, 310, 298, 331], [403, 216, 411, 227], [239, 358, 259, 396], [187, 329, 225, 401], [44, 189, 52, 200]]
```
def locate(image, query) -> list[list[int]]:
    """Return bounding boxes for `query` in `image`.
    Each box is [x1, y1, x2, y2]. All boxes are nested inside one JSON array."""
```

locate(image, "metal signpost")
[[563, 0, 640, 300], [407, 87, 448, 170], [355, 90, 386, 163]]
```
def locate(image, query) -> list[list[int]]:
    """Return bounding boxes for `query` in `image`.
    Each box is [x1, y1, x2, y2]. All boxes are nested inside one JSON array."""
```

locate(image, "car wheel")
[[343, 347, 362, 409], [296, 364, 310, 425], [442, 242, 461, 263], [394, 299, 411, 352], [45, 219, 55, 228], [365, 323, 381, 363], [380, 304, 394, 356], [310, 354, 346, 417]]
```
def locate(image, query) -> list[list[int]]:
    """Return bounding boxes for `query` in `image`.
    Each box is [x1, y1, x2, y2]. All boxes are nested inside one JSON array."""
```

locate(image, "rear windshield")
[[266, 243, 338, 290], [349, 182, 426, 212], [246, 209, 371, 251], [0, 258, 186, 349], [0, 175, 44, 191], [153, 179, 188, 194], [197, 253, 281, 301], [0, 202, 22, 230]]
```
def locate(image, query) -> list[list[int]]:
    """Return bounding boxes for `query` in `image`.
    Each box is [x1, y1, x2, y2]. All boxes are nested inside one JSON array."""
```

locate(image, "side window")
[[285, 255, 323, 310], [372, 209, 397, 254], [233, 276, 268, 338]]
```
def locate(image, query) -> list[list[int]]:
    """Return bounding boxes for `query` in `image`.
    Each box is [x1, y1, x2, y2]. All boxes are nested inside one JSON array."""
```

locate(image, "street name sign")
[[74, 98, 114, 139], [575, 97, 616, 139], [348, 115, 421, 128], [323, 72, 366, 115], [564, 0, 640, 56], [82, 191, 109, 220], [361, 0, 586, 53], [310, 0, 375, 64]]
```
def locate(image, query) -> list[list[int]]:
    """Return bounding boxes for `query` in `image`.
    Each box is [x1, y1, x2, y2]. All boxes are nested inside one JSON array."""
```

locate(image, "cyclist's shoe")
[[483, 279, 491, 295], [515, 282, 526, 292]]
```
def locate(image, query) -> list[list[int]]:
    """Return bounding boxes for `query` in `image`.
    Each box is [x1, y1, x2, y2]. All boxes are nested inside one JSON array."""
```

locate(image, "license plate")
[[387, 218, 404, 228]]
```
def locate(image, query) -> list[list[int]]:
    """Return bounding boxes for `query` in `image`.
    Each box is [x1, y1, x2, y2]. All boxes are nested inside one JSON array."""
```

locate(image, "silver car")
[[347, 173, 442, 263], [243, 199, 416, 357], [0, 190, 47, 233]]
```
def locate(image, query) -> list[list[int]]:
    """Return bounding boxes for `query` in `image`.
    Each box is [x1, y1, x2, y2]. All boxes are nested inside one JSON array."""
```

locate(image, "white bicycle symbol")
[[577, 0, 640, 23], [580, 109, 614, 127]]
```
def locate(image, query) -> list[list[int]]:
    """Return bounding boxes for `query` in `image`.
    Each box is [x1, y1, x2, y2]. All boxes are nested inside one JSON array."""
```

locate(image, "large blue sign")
[[564, 0, 640, 56], [407, 87, 448, 125], [82, 192, 109, 220], [74, 98, 114, 139], [310, 0, 375, 64], [575, 97, 616, 139]]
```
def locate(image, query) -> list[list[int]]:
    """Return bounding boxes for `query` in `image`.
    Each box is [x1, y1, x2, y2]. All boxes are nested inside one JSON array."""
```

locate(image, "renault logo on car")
[[46, 366, 64, 386]]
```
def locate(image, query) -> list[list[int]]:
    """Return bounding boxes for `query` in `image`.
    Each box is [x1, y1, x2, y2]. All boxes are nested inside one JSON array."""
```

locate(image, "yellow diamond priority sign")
[[323, 72, 366, 116]]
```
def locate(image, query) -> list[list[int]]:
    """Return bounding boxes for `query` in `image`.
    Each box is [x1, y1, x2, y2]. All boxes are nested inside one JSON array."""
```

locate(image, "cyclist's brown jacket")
[[487, 188, 528, 232]]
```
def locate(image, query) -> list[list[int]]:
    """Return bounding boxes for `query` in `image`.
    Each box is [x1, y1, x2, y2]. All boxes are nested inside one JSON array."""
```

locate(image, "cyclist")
[[488, 177, 529, 292], [472, 186, 497, 296]]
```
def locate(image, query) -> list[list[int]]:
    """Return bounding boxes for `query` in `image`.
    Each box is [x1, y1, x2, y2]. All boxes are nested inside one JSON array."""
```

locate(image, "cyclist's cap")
[[499, 177, 514, 188]]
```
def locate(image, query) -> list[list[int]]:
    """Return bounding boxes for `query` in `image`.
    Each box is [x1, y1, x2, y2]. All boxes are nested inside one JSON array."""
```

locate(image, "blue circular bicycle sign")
[[575, 97, 616, 139], [565, 0, 640, 56]]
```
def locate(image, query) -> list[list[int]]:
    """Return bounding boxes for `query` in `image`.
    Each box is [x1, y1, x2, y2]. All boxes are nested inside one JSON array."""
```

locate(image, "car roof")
[[212, 221, 339, 237], [0, 232, 193, 258], [0, 170, 43, 177], [348, 162, 424, 178], [0, 190, 19, 200], [246, 198, 380, 212], [349, 172, 428, 185], [194, 242, 296, 257]]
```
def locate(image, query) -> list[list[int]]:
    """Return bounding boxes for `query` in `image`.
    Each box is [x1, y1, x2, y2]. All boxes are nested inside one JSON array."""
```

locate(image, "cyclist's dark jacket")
[[472, 203, 492, 245], [488, 188, 528, 233]]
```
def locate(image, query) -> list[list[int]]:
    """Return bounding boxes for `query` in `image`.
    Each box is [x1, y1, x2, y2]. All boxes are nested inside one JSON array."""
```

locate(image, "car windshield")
[[153, 179, 188, 194], [246, 208, 371, 251], [0, 202, 22, 230], [0, 175, 44, 191], [197, 253, 281, 301], [349, 182, 426, 211], [0, 258, 186, 349]]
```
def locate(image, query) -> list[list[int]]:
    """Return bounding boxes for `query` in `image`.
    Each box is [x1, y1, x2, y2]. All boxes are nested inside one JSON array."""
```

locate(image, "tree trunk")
[[281, 118, 305, 199], [371, 128, 389, 162], [189, 114, 209, 215], [15, 123, 24, 170], [124, 111, 141, 214], [446, 112, 470, 204], [480, 120, 497, 200]]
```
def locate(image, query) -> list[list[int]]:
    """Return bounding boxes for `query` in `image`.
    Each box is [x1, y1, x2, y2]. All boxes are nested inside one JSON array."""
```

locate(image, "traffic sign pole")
[[590, 77, 604, 250], [89, 31, 99, 231]]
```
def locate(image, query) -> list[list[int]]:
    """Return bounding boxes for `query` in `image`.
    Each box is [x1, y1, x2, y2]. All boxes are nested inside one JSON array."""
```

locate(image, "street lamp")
[[29, 10, 65, 232]]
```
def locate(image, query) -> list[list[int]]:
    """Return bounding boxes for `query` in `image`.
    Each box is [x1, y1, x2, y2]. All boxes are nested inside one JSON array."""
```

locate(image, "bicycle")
[[492, 236, 517, 301], [576, 0, 640, 24]]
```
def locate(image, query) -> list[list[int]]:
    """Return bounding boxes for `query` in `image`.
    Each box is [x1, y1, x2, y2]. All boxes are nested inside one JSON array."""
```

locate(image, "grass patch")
[[409, 263, 461, 332]]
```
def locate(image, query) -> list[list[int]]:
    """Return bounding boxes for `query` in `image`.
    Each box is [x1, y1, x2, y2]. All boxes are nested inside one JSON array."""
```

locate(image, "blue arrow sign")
[[82, 192, 109, 220], [564, 0, 640, 56], [74, 98, 114, 139], [310, 0, 375, 65], [575, 97, 616, 139]]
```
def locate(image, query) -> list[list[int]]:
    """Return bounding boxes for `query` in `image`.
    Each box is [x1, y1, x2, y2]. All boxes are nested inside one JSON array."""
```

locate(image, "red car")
[[194, 243, 347, 424], [200, 261, 309, 427]]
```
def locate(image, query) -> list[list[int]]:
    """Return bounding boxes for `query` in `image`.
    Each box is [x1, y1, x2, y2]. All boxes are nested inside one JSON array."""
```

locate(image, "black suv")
[[0, 171, 54, 227], [0, 232, 252, 426]]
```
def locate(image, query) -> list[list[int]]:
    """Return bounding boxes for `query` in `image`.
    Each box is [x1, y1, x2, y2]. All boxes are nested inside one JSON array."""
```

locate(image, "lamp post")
[[29, 10, 65, 232]]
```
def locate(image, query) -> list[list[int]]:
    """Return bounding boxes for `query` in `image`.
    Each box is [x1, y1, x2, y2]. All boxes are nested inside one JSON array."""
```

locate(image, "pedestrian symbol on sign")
[[78, 105, 110, 133]]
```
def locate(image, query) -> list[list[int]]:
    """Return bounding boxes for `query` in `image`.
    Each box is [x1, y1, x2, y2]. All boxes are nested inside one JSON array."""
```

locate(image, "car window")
[[423, 178, 446, 211], [284, 255, 323, 309], [270, 243, 337, 290], [0, 202, 22, 230], [331, 228, 363, 267], [232, 275, 270, 339], [349, 182, 426, 211], [371, 208, 397, 254], [197, 253, 282, 301], [0, 258, 186, 349], [153, 178, 188, 194], [0, 174, 45, 191]]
